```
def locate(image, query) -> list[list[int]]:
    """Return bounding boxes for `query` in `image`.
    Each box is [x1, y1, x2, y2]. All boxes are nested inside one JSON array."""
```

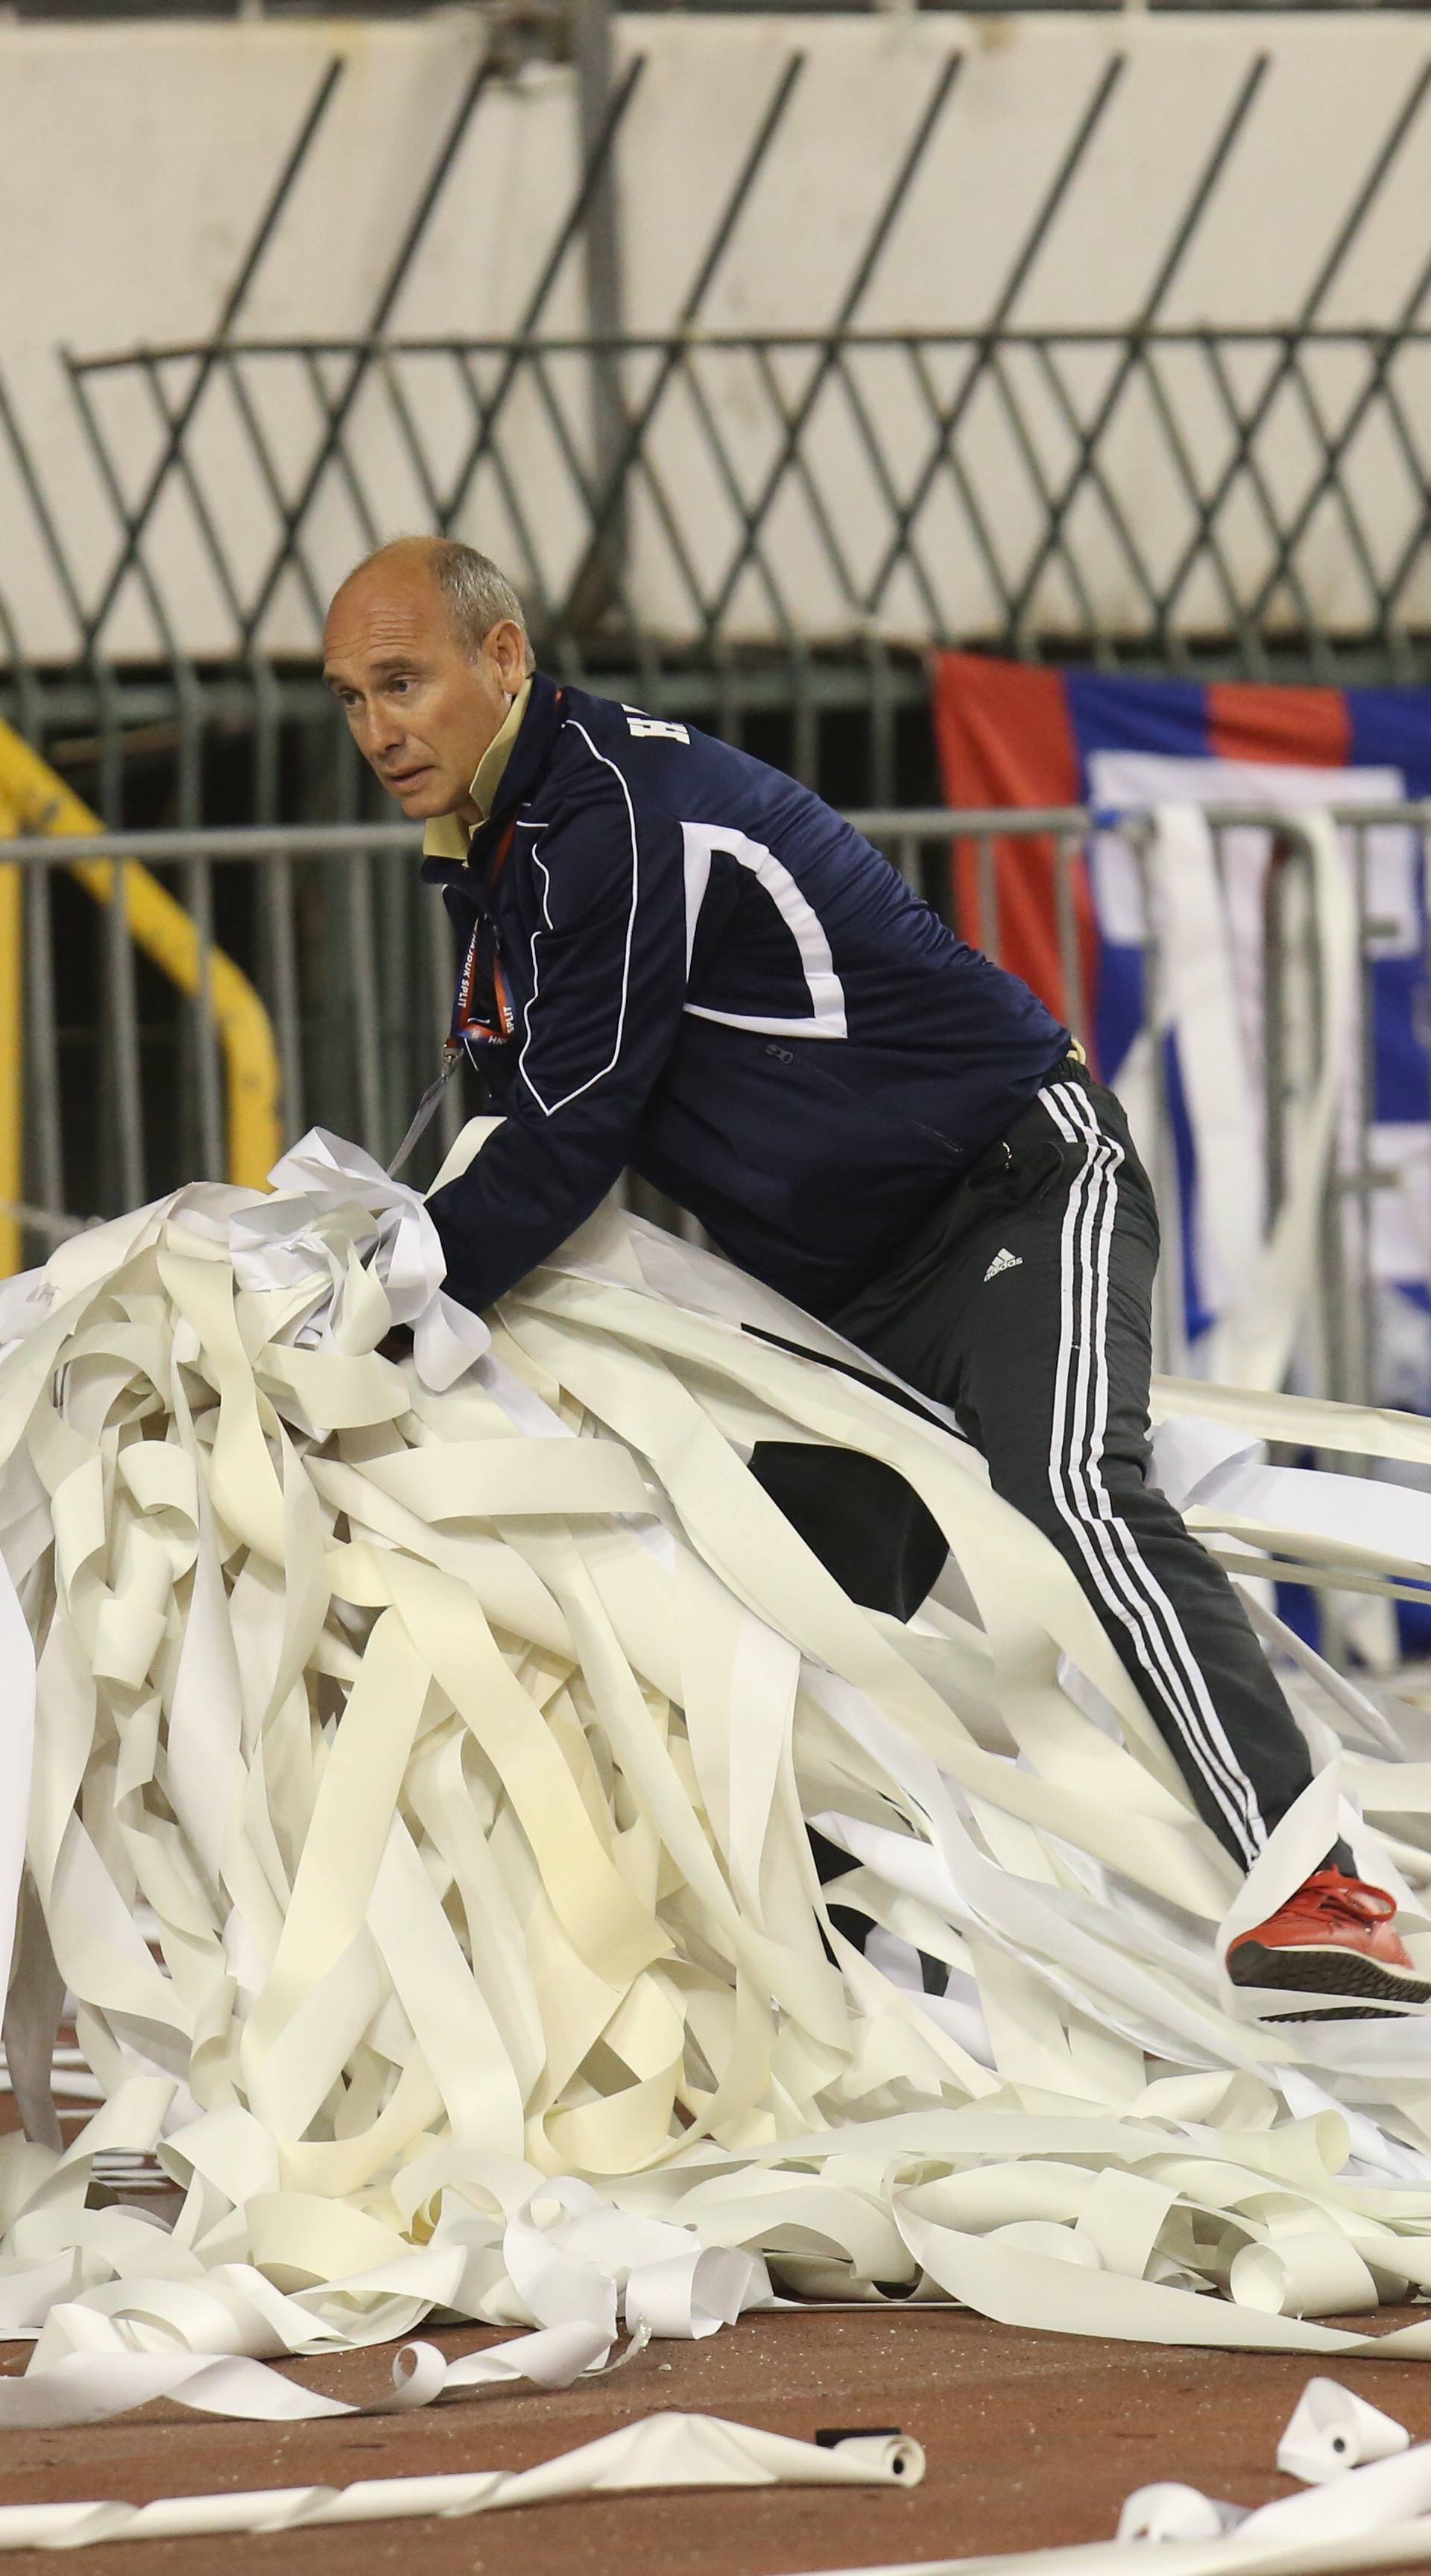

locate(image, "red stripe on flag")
[[1206, 682, 1350, 770], [930, 652, 1098, 1055]]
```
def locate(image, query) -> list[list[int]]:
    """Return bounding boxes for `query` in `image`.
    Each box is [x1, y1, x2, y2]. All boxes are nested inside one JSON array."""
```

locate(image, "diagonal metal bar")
[[669, 56, 806, 330], [1154, 53, 1431, 633], [436, 55, 647, 540], [1197, 335, 1327, 666], [84, 55, 344, 654], [1364, 360, 1431, 625], [64, 350, 192, 674], [608, 348, 723, 634], [241, 48, 496, 645], [983, 343, 1104, 646], [376, 350, 447, 528], [1241, 231, 1431, 630], [1028, 340, 1169, 635], [904, 339, 1018, 632], [296, 347, 383, 552], [594, 342, 788, 649], [566, 48, 805, 622], [135, 354, 247, 633], [216, 347, 332, 633], [568, 280, 794, 646], [865, 51, 1125, 619], [704, 49, 964, 636], [519, 344, 649, 640], [451, 350, 563, 631], [835, 344, 947, 636], [746, 341, 866, 622], [1005, 50, 1269, 640], [1137, 341, 1264, 672], [639, 347, 802, 645], [1278, 350, 1388, 632], [0, 363, 89, 643]]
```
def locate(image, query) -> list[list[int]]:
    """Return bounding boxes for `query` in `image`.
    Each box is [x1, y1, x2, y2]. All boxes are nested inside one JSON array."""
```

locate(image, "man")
[[323, 534, 1424, 2017]]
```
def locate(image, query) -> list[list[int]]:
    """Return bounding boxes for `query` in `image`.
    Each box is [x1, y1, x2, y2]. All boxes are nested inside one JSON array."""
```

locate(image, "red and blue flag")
[[932, 652, 1431, 1116]]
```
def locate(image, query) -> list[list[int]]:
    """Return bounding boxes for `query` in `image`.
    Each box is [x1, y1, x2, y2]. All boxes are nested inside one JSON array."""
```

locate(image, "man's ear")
[[487, 619, 529, 692]]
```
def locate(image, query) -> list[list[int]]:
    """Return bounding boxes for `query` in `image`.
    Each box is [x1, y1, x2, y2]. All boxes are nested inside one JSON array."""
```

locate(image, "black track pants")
[[832, 1062, 1314, 1869]]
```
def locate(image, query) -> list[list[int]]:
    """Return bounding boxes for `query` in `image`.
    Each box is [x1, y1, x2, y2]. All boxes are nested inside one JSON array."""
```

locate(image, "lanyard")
[[452, 818, 517, 1046], [388, 1049, 461, 1176], [388, 823, 517, 1177]]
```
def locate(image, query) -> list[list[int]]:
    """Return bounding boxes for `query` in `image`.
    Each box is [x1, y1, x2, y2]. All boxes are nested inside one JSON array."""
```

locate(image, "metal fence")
[[55, 321, 1431, 677], [5, 27, 1431, 835], [2, 801, 1426, 1403]]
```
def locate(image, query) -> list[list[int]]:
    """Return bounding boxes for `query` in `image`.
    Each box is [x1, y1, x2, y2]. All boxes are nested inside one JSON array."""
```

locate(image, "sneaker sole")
[[1228, 1939, 1431, 2018]]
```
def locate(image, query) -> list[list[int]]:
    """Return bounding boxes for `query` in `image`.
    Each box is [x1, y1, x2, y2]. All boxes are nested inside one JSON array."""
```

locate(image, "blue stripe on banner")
[[1064, 669, 1211, 766], [1371, 956, 1427, 1123], [1345, 686, 1431, 1125], [1162, 1035, 1215, 1349], [1347, 687, 1431, 801]]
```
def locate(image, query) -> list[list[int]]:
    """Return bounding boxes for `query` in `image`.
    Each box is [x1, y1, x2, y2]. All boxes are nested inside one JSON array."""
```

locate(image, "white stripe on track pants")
[[836, 1063, 1317, 1871]]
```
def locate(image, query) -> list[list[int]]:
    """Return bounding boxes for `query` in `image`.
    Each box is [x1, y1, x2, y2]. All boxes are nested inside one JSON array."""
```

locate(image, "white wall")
[[1, 11, 1429, 660]]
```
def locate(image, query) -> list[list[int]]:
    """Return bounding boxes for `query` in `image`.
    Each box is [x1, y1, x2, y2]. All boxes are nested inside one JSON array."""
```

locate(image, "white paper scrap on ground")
[[13, 1126, 1431, 2428], [1116, 2483, 1248, 2541], [0, 2415, 924, 2552]]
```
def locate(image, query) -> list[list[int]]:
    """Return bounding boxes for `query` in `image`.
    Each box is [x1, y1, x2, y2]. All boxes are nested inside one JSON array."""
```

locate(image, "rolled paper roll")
[[824, 2434, 924, 2484], [1277, 2376, 1411, 2484]]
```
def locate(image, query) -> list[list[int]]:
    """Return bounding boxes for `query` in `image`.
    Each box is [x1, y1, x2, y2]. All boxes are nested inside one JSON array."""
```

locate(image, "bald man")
[[322, 535, 1426, 2016]]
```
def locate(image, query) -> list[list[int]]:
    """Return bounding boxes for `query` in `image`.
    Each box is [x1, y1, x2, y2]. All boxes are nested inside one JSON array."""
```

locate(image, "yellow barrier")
[[0, 856, 19, 1280], [0, 726, 282, 1272]]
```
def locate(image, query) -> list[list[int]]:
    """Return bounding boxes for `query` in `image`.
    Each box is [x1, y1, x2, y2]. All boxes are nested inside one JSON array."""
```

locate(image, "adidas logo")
[[983, 1246, 1023, 1283]]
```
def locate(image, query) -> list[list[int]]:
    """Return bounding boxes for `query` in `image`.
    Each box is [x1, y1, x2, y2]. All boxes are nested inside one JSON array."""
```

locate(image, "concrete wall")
[[1, 11, 1430, 660]]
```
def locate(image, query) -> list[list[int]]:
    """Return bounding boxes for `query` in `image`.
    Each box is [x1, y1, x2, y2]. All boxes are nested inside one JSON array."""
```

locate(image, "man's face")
[[322, 562, 526, 822]]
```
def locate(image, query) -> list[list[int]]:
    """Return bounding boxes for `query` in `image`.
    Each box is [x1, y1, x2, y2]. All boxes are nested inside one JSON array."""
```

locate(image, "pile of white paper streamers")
[[8, 1123, 1431, 2434]]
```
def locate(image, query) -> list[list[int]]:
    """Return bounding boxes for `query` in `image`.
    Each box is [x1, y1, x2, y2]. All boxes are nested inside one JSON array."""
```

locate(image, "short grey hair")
[[353, 535, 534, 671], [428, 540, 534, 672]]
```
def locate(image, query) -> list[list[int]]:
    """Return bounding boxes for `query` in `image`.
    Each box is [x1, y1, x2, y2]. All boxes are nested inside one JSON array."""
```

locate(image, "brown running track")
[[3, 2306, 1431, 2575]]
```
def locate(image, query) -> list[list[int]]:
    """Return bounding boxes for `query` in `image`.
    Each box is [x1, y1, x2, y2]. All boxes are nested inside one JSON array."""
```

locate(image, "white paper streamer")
[[0, 2414, 923, 2552], [1113, 805, 1356, 1389], [0, 2318, 611, 2430], [8, 1126, 1431, 2440]]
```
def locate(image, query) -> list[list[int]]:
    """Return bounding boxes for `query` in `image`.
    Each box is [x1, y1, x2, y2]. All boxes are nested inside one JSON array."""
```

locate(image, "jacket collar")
[[420, 672, 565, 880]]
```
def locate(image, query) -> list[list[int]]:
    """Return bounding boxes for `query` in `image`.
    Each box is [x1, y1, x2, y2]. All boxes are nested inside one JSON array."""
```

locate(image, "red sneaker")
[[1227, 1869, 1431, 2020]]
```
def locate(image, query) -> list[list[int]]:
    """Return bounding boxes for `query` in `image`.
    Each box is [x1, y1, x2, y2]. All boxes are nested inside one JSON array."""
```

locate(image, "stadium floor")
[[3, 2301, 1428, 2574]]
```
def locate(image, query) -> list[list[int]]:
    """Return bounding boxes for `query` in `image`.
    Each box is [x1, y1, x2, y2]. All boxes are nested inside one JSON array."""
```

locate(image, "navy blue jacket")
[[423, 674, 1068, 1321]]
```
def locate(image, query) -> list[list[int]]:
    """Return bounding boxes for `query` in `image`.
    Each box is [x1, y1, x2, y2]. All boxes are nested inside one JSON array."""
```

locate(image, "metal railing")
[[25, 40, 1431, 673], [51, 323, 1431, 676], [2, 801, 1426, 1407], [4, 29, 1431, 837]]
